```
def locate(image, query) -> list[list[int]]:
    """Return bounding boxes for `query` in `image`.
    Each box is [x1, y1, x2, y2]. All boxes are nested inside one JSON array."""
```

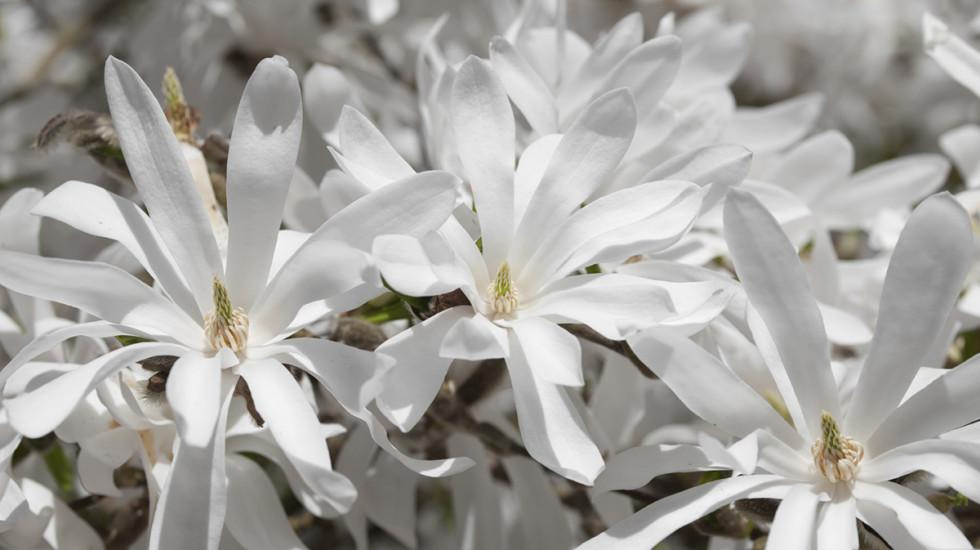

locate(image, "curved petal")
[[861, 439, 980, 502], [376, 307, 470, 431], [5, 342, 185, 438], [149, 376, 236, 550], [924, 13, 980, 98], [578, 475, 792, 550], [77, 428, 136, 497], [816, 493, 858, 550], [302, 63, 352, 138], [815, 155, 950, 229], [721, 93, 823, 154], [506, 331, 603, 484], [440, 313, 509, 361], [627, 328, 801, 446], [594, 444, 715, 493], [511, 317, 581, 386], [224, 454, 307, 550], [724, 188, 839, 438], [846, 194, 973, 440], [490, 37, 558, 135], [0, 188, 42, 254], [447, 434, 503, 550], [524, 274, 673, 340], [588, 36, 682, 117], [851, 480, 971, 549], [502, 456, 574, 550], [372, 233, 465, 297], [766, 484, 820, 550], [225, 56, 303, 310], [640, 144, 752, 212], [768, 130, 854, 204], [940, 124, 980, 189], [869, 353, 980, 453], [0, 251, 202, 346], [451, 56, 516, 270], [512, 89, 637, 269], [166, 351, 224, 448], [33, 181, 200, 321], [104, 56, 222, 309], [353, 407, 475, 477], [239, 358, 357, 513]]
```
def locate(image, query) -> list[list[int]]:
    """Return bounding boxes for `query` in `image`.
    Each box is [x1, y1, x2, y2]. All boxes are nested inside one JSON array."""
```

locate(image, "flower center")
[[204, 277, 249, 353], [489, 262, 519, 315], [810, 411, 864, 483]]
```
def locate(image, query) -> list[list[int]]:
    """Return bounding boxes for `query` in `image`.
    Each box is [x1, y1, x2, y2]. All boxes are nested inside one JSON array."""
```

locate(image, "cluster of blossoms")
[[3, 1, 980, 549]]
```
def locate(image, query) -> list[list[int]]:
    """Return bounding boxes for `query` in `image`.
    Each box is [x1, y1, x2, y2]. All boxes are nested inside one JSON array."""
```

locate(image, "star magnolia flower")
[[371, 56, 731, 484], [581, 190, 980, 549], [0, 55, 469, 549]]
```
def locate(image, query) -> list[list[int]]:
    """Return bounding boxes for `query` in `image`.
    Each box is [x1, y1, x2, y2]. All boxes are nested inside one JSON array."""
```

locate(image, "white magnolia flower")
[[370, 56, 731, 484], [582, 190, 979, 549], [0, 55, 469, 549]]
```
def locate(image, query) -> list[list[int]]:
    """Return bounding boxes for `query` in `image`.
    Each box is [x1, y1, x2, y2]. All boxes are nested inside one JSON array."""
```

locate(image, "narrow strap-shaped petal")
[[861, 439, 980, 502], [640, 144, 752, 213], [852, 481, 971, 549], [5, 342, 184, 438], [225, 56, 303, 311], [512, 89, 636, 270], [33, 181, 200, 321], [335, 105, 415, 188], [239, 358, 357, 513], [924, 13, 980, 98], [846, 194, 973, 440], [506, 331, 603, 484], [724, 189, 839, 438], [104, 56, 222, 310], [767, 130, 854, 205], [511, 317, 581, 386], [0, 251, 203, 347], [721, 93, 823, 155], [815, 493, 858, 550], [578, 475, 791, 550], [557, 12, 643, 114], [766, 484, 820, 550], [451, 56, 516, 271], [503, 456, 574, 550], [224, 454, 307, 550], [628, 328, 802, 447], [490, 37, 558, 135], [149, 373, 236, 550], [447, 434, 503, 549], [594, 444, 716, 493]]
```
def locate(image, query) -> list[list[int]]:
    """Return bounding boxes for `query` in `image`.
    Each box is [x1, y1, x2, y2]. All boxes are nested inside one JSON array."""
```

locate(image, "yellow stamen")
[[489, 262, 518, 315]]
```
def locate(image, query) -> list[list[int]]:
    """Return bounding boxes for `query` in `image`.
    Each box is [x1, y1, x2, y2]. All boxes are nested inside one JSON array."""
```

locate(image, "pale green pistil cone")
[[810, 411, 864, 483], [489, 262, 519, 315], [204, 277, 249, 353]]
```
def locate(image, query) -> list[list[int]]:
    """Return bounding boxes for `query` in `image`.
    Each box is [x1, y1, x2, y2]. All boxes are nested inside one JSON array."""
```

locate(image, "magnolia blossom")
[[369, 56, 733, 484], [0, 55, 471, 549], [582, 190, 979, 549]]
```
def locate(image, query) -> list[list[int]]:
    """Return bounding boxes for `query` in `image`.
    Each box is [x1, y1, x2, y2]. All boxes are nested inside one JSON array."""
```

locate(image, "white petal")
[[312, 170, 458, 252], [722, 94, 823, 154], [372, 233, 464, 297], [271, 337, 386, 414], [319, 169, 371, 218], [226, 56, 303, 310], [440, 313, 510, 361], [578, 476, 792, 550], [376, 307, 470, 431], [224, 454, 307, 550], [362, 453, 419, 548], [766, 485, 820, 550], [77, 428, 136, 497], [816, 494, 858, 550], [524, 274, 672, 340], [940, 124, 980, 189], [447, 434, 503, 550], [0, 188, 42, 254], [19, 477, 105, 550], [166, 351, 224, 448], [861, 439, 980, 502], [640, 144, 752, 212], [0, 251, 202, 346], [589, 36, 682, 116], [336, 106, 415, 187], [149, 376, 236, 550], [594, 444, 715, 493], [239, 358, 357, 512], [852, 480, 970, 549], [768, 130, 854, 205], [33, 181, 200, 321], [249, 240, 373, 343], [6, 342, 184, 438], [283, 168, 326, 232], [511, 317, 581, 386], [451, 56, 516, 270], [869, 354, 980, 453], [506, 332, 603, 484], [104, 56, 223, 308], [490, 37, 558, 135], [627, 328, 801, 446], [924, 13, 980, 98], [846, 194, 973, 440], [724, 189, 839, 438], [520, 180, 700, 289], [671, 21, 750, 93], [815, 155, 950, 229], [302, 63, 352, 138], [817, 304, 872, 348], [512, 89, 636, 269], [502, 456, 574, 550], [352, 407, 475, 477]]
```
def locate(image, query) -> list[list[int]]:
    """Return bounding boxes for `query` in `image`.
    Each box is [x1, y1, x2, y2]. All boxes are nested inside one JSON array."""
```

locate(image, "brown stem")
[[562, 324, 654, 379]]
